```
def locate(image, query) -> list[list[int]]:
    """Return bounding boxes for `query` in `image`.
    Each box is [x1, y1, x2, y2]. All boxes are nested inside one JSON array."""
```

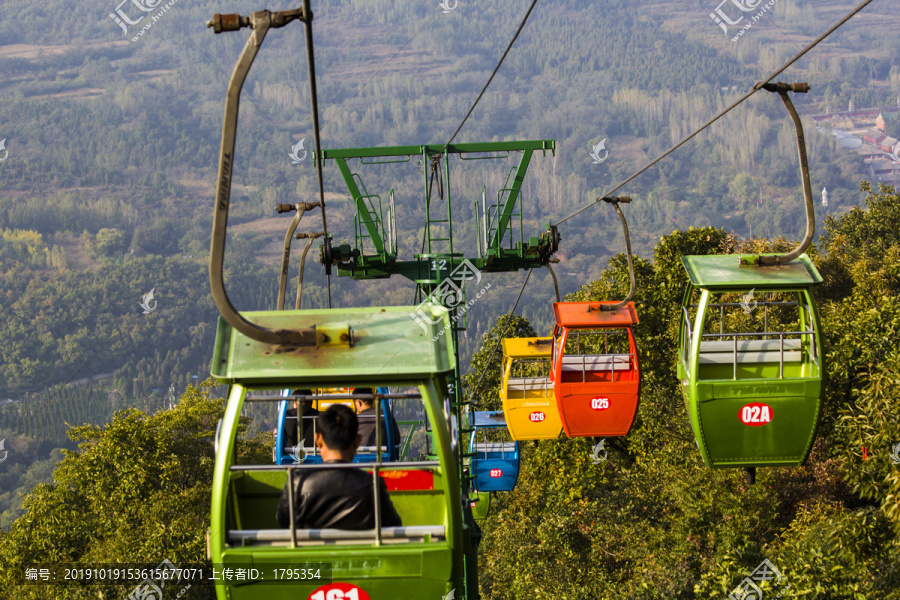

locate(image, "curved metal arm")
[[276, 203, 320, 310], [209, 8, 317, 345], [295, 232, 324, 309], [758, 82, 814, 266], [599, 197, 636, 312], [546, 261, 560, 303], [277, 204, 304, 311]]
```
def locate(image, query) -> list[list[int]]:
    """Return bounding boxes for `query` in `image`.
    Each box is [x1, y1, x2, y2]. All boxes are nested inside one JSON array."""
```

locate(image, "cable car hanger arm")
[[753, 82, 813, 266], [275, 203, 321, 311], [295, 232, 324, 310], [591, 197, 635, 312], [208, 7, 319, 346]]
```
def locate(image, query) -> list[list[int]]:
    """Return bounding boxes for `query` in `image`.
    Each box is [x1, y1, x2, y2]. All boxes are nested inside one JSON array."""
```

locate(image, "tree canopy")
[[0, 382, 268, 599], [476, 185, 900, 599]]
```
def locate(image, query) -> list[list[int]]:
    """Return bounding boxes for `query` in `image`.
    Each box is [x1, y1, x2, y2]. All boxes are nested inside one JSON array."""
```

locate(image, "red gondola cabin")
[[550, 301, 640, 438]]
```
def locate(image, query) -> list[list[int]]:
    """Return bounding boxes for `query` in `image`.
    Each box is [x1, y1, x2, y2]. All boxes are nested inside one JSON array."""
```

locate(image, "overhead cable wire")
[[442, 0, 539, 150], [554, 0, 876, 226], [413, 2, 538, 304], [302, 0, 333, 307]]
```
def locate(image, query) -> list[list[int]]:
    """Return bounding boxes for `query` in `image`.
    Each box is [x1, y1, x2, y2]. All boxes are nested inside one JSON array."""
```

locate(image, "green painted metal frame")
[[320, 140, 557, 282], [677, 254, 825, 469], [209, 304, 464, 599]]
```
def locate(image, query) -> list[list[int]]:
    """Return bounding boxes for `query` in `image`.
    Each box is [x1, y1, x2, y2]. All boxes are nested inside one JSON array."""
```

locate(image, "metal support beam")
[[488, 149, 532, 253], [320, 140, 554, 160], [320, 140, 557, 285], [334, 157, 386, 256]]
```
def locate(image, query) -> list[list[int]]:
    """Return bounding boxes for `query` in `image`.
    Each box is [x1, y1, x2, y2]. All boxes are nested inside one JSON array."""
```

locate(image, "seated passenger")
[[276, 404, 402, 530], [353, 388, 401, 450], [282, 389, 317, 451]]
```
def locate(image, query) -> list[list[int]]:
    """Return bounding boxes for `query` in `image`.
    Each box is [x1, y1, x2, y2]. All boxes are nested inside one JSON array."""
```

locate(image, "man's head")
[[291, 389, 313, 412], [315, 404, 360, 461], [353, 387, 374, 413]]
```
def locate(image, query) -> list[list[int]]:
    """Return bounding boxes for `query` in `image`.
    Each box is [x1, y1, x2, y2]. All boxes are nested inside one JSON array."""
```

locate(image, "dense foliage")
[[0, 189, 898, 598], [0, 383, 268, 599], [475, 185, 900, 599]]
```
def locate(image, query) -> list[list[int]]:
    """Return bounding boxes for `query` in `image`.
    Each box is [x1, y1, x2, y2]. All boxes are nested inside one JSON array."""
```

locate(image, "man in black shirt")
[[353, 388, 401, 452], [276, 404, 402, 530]]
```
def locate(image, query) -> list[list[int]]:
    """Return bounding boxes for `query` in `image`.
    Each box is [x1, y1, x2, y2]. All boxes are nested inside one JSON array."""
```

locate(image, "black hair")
[[292, 389, 314, 409], [354, 387, 374, 407], [317, 404, 358, 451]]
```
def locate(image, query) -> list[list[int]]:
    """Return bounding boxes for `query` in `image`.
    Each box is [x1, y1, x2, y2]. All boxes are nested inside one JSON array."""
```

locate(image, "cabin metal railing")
[[699, 330, 814, 380], [472, 431, 515, 460], [560, 354, 633, 384], [249, 391, 418, 460], [242, 390, 423, 547], [507, 375, 552, 397], [687, 301, 818, 381], [563, 330, 632, 383], [509, 358, 552, 398], [569, 329, 628, 355], [231, 460, 442, 548], [697, 300, 800, 338], [283, 415, 320, 458], [228, 526, 445, 544]]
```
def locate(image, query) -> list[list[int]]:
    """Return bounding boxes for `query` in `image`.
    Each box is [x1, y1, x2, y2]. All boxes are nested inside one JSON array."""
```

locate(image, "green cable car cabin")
[[209, 304, 462, 600], [677, 254, 824, 469]]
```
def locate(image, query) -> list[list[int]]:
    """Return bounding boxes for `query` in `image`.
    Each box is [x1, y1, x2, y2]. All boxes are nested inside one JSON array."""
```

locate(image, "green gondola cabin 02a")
[[677, 254, 825, 469]]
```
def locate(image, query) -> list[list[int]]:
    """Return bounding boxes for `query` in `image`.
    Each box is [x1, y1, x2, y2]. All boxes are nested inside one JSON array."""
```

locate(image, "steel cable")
[[554, 0, 876, 226]]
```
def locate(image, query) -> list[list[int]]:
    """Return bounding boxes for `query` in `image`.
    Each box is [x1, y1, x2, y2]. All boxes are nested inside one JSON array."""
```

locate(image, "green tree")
[[94, 228, 127, 257], [0, 382, 268, 599]]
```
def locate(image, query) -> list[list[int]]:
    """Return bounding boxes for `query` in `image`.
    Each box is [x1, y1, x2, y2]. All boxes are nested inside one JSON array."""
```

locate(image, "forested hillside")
[[1, 0, 897, 397], [1, 0, 899, 564], [1, 186, 898, 599]]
